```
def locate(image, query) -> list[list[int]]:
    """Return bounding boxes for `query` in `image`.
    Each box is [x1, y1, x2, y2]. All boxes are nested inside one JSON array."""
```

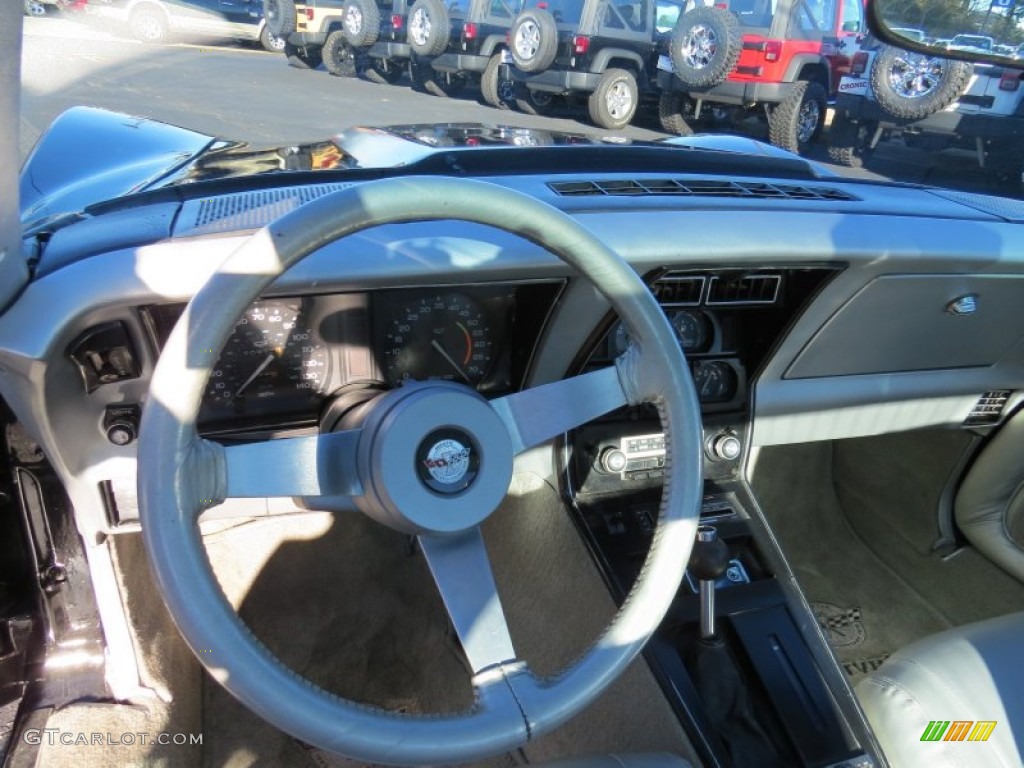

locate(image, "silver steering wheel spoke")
[[419, 528, 518, 675], [206, 429, 363, 504], [490, 366, 628, 455]]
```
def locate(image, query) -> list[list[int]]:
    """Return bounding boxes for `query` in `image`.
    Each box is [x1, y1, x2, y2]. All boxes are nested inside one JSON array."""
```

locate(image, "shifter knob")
[[689, 525, 729, 640], [689, 525, 729, 581]]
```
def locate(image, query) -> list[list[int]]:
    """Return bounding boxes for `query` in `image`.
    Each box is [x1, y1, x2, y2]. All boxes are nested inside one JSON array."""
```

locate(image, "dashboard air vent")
[[651, 275, 705, 305], [964, 390, 1012, 425], [707, 274, 781, 305], [548, 179, 858, 201]]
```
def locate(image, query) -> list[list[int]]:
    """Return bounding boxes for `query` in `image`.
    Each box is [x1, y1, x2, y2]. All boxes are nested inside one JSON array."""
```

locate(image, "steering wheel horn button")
[[417, 429, 480, 494]]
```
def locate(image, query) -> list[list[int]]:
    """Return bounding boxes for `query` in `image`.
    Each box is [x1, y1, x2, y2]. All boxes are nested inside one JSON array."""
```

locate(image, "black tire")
[[669, 6, 741, 88], [342, 0, 380, 47], [588, 69, 639, 130], [514, 85, 555, 116], [658, 92, 695, 136], [768, 80, 827, 154], [284, 41, 322, 69], [407, 0, 450, 57], [481, 52, 516, 108], [323, 30, 357, 77], [260, 24, 286, 52], [827, 110, 873, 168], [869, 45, 971, 121], [363, 57, 405, 84], [263, 0, 296, 37], [129, 5, 168, 43], [509, 8, 558, 73]]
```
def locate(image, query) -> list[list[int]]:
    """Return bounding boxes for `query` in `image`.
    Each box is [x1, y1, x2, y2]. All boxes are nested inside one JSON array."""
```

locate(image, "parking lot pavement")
[[18, 16, 1017, 198]]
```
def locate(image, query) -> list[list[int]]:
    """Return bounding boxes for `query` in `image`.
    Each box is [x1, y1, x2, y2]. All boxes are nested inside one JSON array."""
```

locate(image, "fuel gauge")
[[670, 310, 712, 352], [693, 360, 737, 403]]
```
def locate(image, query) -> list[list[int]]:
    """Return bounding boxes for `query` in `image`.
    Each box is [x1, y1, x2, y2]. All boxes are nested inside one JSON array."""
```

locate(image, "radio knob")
[[601, 448, 628, 474], [710, 433, 742, 461]]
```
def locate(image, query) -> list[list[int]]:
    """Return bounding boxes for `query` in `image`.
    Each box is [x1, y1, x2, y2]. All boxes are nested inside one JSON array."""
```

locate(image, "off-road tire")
[[658, 92, 695, 136], [407, 0, 450, 57], [363, 57, 405, 84], [509, 8, 558, 73], [669, 6, 741, 88], [768, 80, 827, 154], [870, 45, 972, 121], [285, 41, 323, 69], [588, 69, 639, 130], [342, 0, 380, 47], [323, 30, 357, 77], [129, 5, 168, 43], [260, 25, 286, 52], [827, 110, 873, 168], [514, 85, 555, 116], [481, 52, 515, 108], [263, 0, 296, 37]]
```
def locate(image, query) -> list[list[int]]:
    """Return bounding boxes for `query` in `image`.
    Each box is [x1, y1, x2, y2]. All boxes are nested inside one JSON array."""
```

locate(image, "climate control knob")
[[709, 432, 742, 461], [601, 448, 628, 474]]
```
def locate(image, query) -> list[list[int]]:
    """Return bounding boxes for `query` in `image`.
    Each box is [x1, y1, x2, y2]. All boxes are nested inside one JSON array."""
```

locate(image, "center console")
[[563, 267, 878, 768]]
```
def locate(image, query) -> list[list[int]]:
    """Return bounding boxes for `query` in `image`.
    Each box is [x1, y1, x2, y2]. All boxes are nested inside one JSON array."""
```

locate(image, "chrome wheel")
[[410, 7, 431, 47], [680, 24, 717, 70], [514, 20, 540, 61], [606, 81, 633, 120], [344, 5, 363, 36], [797, 98, 821, 144], [887, 53, 944, 100]]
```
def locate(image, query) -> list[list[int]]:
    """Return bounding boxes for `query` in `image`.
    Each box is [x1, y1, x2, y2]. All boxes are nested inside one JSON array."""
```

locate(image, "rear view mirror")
[[867, 0, 1024, 69]]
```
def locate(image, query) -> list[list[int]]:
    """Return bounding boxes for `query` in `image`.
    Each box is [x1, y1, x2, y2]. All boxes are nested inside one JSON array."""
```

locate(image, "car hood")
[[20, 107, 829, 232]]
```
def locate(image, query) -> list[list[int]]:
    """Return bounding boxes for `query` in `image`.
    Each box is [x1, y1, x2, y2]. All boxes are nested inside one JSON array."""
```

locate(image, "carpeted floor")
[[750, 429, 1024, 685]]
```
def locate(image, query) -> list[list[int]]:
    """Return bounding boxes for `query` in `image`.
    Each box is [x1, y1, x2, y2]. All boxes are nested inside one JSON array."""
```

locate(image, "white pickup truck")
[[828, 39, 1024, 189]]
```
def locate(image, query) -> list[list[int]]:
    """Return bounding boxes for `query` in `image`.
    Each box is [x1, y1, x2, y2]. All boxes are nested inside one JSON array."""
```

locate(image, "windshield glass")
[[17, 0, 1024, 203]]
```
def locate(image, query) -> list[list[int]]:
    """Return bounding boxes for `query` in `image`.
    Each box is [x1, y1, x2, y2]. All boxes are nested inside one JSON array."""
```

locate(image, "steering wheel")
[[138, 177, 703, 765]]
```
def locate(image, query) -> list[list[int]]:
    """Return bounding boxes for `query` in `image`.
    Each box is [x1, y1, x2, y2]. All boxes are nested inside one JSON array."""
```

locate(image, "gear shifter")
[[689, 525, 729, 639]]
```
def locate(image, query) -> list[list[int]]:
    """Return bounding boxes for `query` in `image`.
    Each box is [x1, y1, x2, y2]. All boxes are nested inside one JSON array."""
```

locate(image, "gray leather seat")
[[955, 409, 1024, 582], [856, 612, 1024, 767]]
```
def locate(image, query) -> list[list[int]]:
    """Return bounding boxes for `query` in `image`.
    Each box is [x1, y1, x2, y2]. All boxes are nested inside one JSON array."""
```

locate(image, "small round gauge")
[[204, 300, 329, 411], [382, 294, 495, 386], [670, 310, 712, 352], [693, 360, 738, 403]]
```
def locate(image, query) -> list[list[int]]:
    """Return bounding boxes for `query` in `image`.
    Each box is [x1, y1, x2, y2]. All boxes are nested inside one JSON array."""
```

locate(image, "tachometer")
[[382, 293, 495, 385], [204, 299, 328, 412]]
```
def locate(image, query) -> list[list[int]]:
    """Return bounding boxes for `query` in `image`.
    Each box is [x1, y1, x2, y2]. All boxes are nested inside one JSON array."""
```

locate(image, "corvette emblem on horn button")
[[416, 429, 481, 494], [423, 439, 471, 485]]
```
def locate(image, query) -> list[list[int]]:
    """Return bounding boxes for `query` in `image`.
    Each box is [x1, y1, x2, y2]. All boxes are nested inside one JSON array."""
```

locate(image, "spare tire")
[[342, 0, 380, 47], [870, 45, 972, 120], [323, 30, 357, 76], [669, 6, 741, 88], [510, 8, 558, 73], [407, 0, 450, 57], [263, 0, 296, 38]]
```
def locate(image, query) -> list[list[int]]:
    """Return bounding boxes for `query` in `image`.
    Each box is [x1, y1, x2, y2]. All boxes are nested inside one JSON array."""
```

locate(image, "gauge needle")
[[431, 339, 472, 384], [234, 353, 275, 397]]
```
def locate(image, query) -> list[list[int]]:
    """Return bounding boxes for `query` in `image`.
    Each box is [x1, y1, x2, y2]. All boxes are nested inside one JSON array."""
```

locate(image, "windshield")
[[17, 0, 1024, 208]]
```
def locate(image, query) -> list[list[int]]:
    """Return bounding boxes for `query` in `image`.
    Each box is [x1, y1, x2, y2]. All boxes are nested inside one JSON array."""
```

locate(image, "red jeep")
[[656, 0, 866, 154]]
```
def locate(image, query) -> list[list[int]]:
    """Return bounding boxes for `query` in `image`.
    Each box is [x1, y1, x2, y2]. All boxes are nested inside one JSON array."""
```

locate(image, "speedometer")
[[381, 293, 495, 385], [204, 299, 329, 414]]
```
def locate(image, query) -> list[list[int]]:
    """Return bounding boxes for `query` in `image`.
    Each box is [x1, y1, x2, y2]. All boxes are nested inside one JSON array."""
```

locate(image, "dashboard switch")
[[67, 321, 140, 393], [104, 405, 140, 446]]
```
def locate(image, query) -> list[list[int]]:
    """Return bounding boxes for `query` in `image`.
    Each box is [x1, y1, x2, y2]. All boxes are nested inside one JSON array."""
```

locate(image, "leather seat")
[[856, 612, 1024, 767], [955, 408, 1024, 582]]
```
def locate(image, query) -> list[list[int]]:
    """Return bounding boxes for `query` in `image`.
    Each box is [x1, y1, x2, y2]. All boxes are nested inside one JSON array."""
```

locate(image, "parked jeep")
[[828, 42, 1022, 187], [401, 0, 523, 102], [657, 0, 867, 154], [263, 0, 411, 83], [507, 0, 688, 129]]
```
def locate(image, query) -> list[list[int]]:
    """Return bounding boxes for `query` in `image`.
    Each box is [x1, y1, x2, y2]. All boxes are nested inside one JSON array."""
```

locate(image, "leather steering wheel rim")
[[138, 176, 703, 764]]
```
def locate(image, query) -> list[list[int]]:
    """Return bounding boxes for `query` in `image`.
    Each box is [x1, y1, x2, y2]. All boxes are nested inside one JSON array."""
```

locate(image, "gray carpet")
[[752, 430, 1024, 685]]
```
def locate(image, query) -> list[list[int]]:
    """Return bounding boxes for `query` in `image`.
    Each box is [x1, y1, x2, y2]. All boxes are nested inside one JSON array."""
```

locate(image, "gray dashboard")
[[3, 172, 1024, 544]]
